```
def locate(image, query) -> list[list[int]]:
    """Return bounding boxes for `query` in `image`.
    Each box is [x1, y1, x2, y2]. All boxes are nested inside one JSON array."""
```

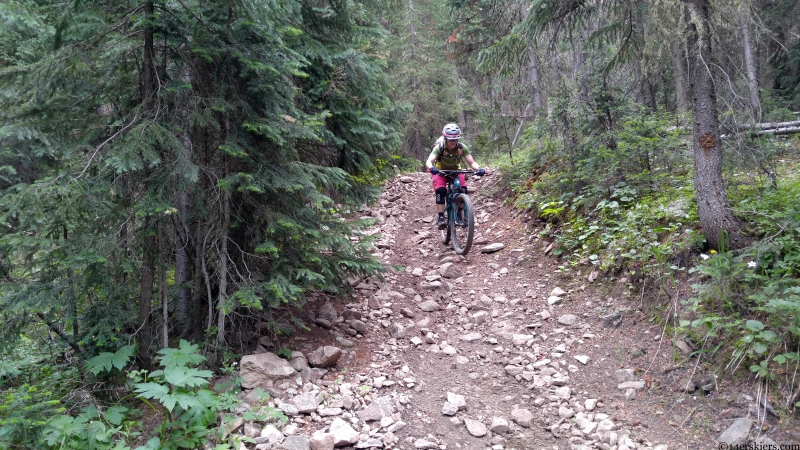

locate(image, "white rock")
[[464, 418, 488, 437], [574, 355, 590, 365], [329, 418, 359, 446], [490, 417, 509, 433]]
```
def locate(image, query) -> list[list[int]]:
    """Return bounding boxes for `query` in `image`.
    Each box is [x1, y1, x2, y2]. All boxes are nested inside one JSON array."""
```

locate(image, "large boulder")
[[240, 352, 296, 389], [307, 346, 342, 368]]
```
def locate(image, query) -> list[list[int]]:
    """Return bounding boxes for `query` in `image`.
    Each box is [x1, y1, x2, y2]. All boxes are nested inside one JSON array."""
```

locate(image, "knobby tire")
[[440, 214, 451, 245], [451, 193, 474, 255]]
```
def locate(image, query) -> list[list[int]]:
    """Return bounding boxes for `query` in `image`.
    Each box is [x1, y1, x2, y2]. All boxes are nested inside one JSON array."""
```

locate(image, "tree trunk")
[[685, 0, 743, 250], [175, 64, 193, 338], [158, 226, 168, 348], [137, 0, 156, 367], [671, 42, 689, 118], [741, 8, 761, 121]]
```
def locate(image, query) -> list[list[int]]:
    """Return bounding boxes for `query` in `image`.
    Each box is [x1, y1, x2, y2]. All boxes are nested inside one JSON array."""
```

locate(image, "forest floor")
[[237, 170, 800, 450]]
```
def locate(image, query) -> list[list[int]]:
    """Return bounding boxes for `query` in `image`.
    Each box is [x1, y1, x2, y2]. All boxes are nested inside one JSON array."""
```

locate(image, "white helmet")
[[442, 123, 461, 140]]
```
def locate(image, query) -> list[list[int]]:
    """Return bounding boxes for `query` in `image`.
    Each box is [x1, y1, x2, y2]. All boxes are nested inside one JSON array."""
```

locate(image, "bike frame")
[[442, 171, 471, 227]]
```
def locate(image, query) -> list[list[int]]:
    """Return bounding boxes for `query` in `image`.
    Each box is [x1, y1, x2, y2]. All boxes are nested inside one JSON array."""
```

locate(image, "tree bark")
[[671, 42, 689, 118], [408, 0, 424, 159], [137, 221, 155, 368], [174, 64, 193, 338], [137, 0, 156, 367], [685, 0, 743, 250], [740, 8, 761, 121], [158, 226, 168, 348]]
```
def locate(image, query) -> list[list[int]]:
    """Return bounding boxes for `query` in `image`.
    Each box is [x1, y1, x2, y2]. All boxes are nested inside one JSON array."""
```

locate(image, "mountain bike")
[[436, 169, 482, 256]]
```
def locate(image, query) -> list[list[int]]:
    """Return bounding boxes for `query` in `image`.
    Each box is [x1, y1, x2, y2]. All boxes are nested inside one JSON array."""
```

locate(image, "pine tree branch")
[[35, 312, 85, 354], [75, 115, 138, 178]]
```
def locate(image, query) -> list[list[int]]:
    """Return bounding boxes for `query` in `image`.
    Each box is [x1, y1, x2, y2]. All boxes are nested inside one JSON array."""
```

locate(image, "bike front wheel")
[[440, 213, 451, 246], [451, 193, 475, 255]]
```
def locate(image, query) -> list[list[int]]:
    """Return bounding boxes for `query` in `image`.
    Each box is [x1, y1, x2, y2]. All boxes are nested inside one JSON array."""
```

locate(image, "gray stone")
[[615, 369, 635, 383], [442, 402, 458, 416], [504, 365, 524, 376], [318, 302, 337, 322], [624, 388, 637, 400], [329, 418, 359, 446], [550, 287, 566, 297], [418, 300, 442, 311], [260, 424, 285, 444], [584, 399, 598, 411], [574, 355, 590, 365], [471, 311, 488, 324], [440, 262, 461, 279], [558, 406, 575, 419], [481, 243, 505, 253], [309, 433, 334, 450], [414, 439, 438, 449], [367, 296, 382, 310], [511, 408, 534, 428], [596, 419, 616, 433], [553, 386, 571, 399], [292, 392, 318, 413], [290, 356, 309, 372], [557, 314, 578, 326], [464, 418, 488, 437], [675, 376, 696, 392], [601, 312, 623, 327], [717, 418, 752, 446], [357, 396, 394, 422], [490, 417, 509, 434], [281, 435, 310, 450], [240, 352, 297, 389], [278, 403, 299, 416], [387, 323, 405, 338], [674, 338, 693, 354], [354, 438, 384, 448], [459, 332, 482, 342], [318, 407, 343, 416], [617, 381, 646, 391], [547, 296, 562, 305], [447, 392, 466, 410], [351, 320, 368, 333], [307, 346, 342, 368]]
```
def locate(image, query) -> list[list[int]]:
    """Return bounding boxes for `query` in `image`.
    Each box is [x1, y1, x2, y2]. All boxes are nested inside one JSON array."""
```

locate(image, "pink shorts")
[[432, 173, 466, 191]]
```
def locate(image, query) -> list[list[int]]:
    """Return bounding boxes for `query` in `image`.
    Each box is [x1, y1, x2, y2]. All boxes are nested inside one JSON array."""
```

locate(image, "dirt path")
[[234, 171, 796, 450]]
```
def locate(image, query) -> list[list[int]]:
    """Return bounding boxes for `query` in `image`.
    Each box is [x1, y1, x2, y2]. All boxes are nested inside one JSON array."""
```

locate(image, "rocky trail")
[[225, 171, 797, 450]]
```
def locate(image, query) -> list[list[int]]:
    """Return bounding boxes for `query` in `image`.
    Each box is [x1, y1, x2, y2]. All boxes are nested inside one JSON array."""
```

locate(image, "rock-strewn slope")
[[229, 172, 791, 450]]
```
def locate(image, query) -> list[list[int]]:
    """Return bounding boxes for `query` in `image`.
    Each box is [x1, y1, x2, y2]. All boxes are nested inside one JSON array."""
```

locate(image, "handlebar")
[[429, 169, 488, 176]]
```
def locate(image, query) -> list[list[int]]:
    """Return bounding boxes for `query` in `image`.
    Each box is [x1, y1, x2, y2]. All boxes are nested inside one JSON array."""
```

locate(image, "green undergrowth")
[[496, 109, 800, 410], [0, 340, 284, 449]]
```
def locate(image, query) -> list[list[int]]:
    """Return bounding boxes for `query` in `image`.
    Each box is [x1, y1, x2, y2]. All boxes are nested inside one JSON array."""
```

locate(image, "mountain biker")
[[425, 123, 486, 230]]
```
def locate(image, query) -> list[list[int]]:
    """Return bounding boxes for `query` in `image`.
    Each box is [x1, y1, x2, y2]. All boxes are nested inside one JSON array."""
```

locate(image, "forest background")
[[0, 0, 799, 447]]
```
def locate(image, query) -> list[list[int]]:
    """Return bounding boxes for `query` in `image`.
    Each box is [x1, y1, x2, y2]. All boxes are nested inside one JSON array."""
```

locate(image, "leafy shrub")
[[678, 176, 800, 407]]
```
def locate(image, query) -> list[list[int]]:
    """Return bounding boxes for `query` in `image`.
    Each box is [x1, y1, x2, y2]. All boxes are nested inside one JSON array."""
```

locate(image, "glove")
[[429, 167, 439, 175], [476, 168, 486, 176]]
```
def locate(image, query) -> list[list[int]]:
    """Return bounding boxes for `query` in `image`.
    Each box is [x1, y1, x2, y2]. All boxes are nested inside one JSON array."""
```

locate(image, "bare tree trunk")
[[216, 115, 231, 344], [408, 0, 424, 159], [671, 42, 689, 117], [174, 64, 193, 338], [520, 3, 544, 114], [137, 0, 156, 367], [216, 175, 229, 344], [158, 226, 168, 348], [741, 8, 761, 121], [685, 0, 743, 251]]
